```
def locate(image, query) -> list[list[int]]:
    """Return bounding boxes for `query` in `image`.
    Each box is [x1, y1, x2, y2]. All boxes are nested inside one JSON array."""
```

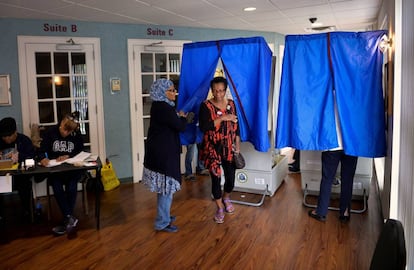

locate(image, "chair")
[[369, 219, 406, 270]]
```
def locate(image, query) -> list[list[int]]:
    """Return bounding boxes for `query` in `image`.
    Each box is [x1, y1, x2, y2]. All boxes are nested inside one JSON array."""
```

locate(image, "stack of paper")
[[65, 151, 91, 164], [47, 151, 92, 167]]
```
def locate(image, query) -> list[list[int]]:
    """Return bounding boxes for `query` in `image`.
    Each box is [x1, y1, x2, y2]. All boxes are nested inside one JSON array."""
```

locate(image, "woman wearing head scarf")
[[142, 78, 188, 233]]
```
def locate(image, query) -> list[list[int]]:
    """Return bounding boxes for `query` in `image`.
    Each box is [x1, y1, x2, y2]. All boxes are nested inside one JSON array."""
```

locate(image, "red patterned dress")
[[198, 99, 239, 177]]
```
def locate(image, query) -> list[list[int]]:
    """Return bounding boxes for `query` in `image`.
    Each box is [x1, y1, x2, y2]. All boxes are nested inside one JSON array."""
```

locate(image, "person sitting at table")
[[0, 117, 36, 222], [39, 111, 84, 236]]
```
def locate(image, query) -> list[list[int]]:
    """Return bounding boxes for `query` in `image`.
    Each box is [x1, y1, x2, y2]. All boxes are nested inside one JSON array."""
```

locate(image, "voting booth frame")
[[300, 150, 373, 214]]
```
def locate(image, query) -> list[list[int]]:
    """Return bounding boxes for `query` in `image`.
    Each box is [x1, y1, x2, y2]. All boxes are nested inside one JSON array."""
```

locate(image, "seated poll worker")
[[38, 112, 84, 236], [0, 117, 36, 222]]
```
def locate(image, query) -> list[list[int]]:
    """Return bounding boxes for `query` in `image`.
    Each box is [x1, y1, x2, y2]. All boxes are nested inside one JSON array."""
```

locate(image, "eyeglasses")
[[166, 88, 177, 93], [213, 88, 226, 93]]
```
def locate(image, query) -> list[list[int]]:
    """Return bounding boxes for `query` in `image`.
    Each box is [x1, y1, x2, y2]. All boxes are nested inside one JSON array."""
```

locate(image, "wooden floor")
[[0, 172, 383, 270]]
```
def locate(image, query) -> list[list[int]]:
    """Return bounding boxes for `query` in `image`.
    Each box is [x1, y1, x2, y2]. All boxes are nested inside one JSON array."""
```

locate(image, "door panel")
[[18, 36, 105, 159], [25, 44, 96, 153], [128, 39, 189, 182]]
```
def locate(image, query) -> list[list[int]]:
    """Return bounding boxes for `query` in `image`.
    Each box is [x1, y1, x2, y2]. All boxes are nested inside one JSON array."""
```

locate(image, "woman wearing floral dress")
[[199, 76, 240, 224]]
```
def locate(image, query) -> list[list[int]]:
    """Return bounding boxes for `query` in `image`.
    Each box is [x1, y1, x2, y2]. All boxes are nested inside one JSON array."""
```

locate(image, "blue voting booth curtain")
[[178, 36, 272, 152], [276, 30, 386, 157], [276, 34, 338, 151]]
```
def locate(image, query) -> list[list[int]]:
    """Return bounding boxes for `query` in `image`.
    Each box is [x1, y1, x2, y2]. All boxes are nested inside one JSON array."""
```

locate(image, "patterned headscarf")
[[150, 78, 175, 106]]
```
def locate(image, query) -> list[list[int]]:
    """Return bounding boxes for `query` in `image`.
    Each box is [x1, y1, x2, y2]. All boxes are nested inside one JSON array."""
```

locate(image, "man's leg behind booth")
[[289, 149, 300, 173]]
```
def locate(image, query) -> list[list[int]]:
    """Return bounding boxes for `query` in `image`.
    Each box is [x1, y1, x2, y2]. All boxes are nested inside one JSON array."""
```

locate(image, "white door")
[[18, 36, 105, 159], [128, 39, 189, 182]]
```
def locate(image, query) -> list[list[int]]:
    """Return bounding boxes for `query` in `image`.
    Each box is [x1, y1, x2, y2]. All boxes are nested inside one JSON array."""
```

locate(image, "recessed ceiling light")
[[243, 7, 256, 12]]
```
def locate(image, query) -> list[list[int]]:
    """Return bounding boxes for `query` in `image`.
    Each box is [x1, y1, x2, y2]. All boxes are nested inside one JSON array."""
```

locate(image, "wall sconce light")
[[379, 35, 392, 53], [144, 41, 165, 52], [56, 38, 83, 51]]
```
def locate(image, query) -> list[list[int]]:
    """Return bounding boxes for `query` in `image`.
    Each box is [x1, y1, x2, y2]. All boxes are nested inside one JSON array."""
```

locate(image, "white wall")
[[391, 0, 414, 268]]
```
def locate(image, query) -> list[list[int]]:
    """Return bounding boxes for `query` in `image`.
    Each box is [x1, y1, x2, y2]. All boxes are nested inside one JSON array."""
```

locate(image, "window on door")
[[141, 52, 181, 139], [35, 51, 91, 151]]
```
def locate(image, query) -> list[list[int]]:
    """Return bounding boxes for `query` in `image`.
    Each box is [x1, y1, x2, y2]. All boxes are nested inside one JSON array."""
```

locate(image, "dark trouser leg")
[[13, 175, 33, 214], [222, 160, 235, 194], [339, 155, 358, 216], [316, 150, 342, 216], [196, 144, 206, 171], [211, 173, 222, 200], [185, 144, 195, 176], [51, 171, 81, 217], [65, 171, 82, 216], [51, 176, 70, 217], [293, 150, 300, 167], [289, 150, 300, 172], [0, 194, 3, 218]]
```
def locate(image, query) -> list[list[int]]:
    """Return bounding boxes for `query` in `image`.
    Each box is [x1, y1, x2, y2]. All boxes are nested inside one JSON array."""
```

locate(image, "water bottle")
[[35, 200, 42, 222]]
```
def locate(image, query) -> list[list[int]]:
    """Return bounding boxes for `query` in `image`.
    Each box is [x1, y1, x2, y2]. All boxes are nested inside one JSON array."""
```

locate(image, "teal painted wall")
[[0, 18, 285, 179]]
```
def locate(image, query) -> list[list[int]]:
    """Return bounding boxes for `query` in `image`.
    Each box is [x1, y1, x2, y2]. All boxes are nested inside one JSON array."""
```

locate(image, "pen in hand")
[[40, 153, 49, 167]]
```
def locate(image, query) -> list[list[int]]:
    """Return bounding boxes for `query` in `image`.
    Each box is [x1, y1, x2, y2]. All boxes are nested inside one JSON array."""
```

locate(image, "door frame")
[[17, 35, 106, 159], [127, 39, 189, 183]]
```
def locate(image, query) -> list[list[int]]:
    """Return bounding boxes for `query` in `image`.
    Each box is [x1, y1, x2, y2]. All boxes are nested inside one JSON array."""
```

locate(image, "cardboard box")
[[0, 159, 13, 169]]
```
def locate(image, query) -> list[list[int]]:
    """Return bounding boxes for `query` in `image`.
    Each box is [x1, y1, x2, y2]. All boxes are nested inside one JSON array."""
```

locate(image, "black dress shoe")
[[339, 215, 350, 223], [288, 165, 300, 173], [308, 210, 326, 222]]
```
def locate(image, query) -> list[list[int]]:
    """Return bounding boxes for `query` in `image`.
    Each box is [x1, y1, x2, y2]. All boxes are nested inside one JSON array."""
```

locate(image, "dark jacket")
[[144, 101, 187, 183], [38, 125, 84, 160]]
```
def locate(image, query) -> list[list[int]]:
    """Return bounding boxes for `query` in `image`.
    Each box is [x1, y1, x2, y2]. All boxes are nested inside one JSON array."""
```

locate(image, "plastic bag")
[[100, 159, 120, 191]]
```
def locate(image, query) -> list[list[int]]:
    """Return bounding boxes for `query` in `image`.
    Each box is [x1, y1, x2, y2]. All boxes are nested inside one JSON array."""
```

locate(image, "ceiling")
[[0, 0, 383, 35]]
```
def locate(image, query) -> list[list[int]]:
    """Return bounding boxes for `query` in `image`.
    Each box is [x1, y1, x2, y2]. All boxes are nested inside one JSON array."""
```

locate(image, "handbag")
[[233, 151, 246, 169], [100, 159, 121, 191]]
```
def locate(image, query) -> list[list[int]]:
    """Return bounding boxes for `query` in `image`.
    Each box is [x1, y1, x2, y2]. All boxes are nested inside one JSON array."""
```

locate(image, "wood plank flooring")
[[0, 172, 382, 270]]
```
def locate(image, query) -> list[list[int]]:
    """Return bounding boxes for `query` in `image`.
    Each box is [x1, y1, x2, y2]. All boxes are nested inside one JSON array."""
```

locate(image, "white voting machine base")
[[221, 142, 288, 207], [300, 151, 373, 213]]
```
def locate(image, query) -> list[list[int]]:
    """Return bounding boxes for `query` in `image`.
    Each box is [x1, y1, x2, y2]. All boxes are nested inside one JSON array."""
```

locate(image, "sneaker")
[[184, 174, 196, 181], [159, 224, 178, 233], [288, 165, 300, 173], [197, 169, 209, 176], [65, 215, 78, 235], [52, 225, 66, 236], [214, 208, 225, 224], [332, 177, 341, 187]]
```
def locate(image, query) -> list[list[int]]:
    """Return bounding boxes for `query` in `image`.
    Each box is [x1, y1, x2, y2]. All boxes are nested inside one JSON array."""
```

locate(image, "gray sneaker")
[[184, 174, 196, 181], [65, 215, 78, 235], [197, 169, 210, 176], [52, 225, 66, 236]]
